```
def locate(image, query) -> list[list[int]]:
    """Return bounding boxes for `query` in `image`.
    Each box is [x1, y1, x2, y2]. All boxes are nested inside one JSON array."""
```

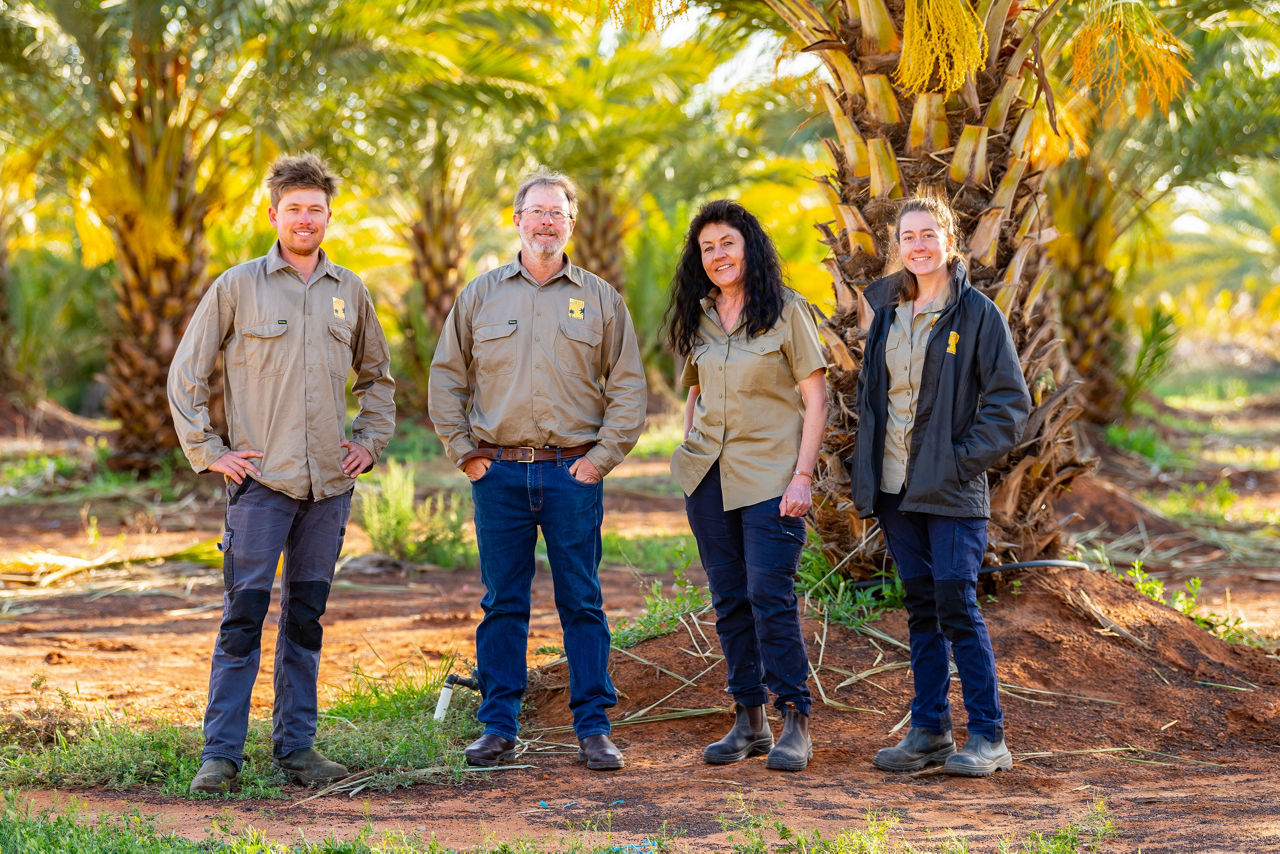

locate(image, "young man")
[[428, 170, 646, 770], [169, 153, 395, 793]]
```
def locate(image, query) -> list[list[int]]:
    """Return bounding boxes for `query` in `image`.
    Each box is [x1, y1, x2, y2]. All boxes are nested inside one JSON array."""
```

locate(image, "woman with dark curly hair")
[[848, 195, 1030, 777], [667, 199, 827, 771]]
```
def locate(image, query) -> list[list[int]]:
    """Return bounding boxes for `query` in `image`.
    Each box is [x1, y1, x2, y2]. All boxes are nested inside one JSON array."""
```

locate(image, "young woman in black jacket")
[[847, 196, 1030, 777]]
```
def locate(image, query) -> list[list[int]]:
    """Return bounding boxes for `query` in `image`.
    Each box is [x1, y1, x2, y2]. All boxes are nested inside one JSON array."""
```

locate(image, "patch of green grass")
[[611, 568, 711, 650], [600, 531, 697, 572], [357, 461, 476, 568], [630, 414, 684, 459], [0, 441, 195, 505], [1139, 479, 1280, 526], [1102, 423, 1189, 472], [718, 793, 1116, 853], [1155, 367, 1280, 411], [797, 532, 904, 630], [1200, 443, 1280, 471], [0, 654, 481, 798], [383, 420, 445, 462]]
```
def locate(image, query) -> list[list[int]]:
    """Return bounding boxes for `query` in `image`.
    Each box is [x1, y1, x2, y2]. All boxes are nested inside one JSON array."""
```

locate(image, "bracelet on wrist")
[[792, 470, 812, 480]]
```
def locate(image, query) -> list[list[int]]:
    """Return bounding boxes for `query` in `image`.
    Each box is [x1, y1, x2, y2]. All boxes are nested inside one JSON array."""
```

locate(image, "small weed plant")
[[611, 568, 711, 650], [358, 460, 476, 567], [1121, 560, 1252, 644], [797, 531, 904, 629]]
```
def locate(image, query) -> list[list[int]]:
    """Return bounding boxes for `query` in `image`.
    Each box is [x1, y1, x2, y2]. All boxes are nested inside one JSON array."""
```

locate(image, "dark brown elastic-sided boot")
[[703, 703, 773, 764], [765, 706, 811, 772]]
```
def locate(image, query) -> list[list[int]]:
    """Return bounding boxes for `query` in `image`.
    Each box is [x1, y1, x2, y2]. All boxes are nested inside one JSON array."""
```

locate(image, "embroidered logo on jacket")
[[947, 331, 959, 354], [568, 297, 585, 320], [332, 297, 346, 320]]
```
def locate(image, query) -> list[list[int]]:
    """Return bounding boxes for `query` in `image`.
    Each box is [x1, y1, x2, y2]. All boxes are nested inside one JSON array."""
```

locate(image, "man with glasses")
[[428, 170, 646, 770]]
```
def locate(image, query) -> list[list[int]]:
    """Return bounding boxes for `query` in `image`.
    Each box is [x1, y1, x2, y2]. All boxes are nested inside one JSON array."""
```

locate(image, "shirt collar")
[[266, 241, 335, 282], [506, 252, 583, 287]]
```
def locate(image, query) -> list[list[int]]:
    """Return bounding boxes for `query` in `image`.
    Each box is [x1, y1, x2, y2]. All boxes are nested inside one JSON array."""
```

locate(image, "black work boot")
[[703, 703, 773, 764], [872, 727, 956, 772], [189, 758, 239, 794], [273, 747, 349, 786], [764, 706, 811, 772], [943, 733, 1013, 777]]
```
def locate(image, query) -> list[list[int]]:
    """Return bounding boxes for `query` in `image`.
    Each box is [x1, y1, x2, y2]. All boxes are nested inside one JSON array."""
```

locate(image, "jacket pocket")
[[557, 320, 603, 378], [241, 321, 290, 377], [473, 321, 519, 376], [327, 322, 353, 378]]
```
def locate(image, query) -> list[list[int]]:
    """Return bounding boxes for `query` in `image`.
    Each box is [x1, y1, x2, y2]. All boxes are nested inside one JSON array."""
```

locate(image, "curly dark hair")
[[664, 199, 787, 358]]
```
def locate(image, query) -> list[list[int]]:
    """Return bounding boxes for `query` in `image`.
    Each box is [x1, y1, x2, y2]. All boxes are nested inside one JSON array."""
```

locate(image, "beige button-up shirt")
[[428, 255, 647, 476], [168, 243, 396, 500], [670, 288, 827, 511], [881, 285, 953, 494]]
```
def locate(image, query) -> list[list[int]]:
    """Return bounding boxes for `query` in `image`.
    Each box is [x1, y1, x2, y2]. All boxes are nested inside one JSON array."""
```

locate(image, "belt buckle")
[[515, 446, 538, 463]]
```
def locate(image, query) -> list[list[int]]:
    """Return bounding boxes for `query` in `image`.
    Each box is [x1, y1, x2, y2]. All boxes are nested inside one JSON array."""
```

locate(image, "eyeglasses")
[[519, 207, 573, 223]]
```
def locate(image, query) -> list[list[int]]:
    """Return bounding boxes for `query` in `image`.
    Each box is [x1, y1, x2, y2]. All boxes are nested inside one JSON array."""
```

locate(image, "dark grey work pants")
[[201, 478, 351, 769]]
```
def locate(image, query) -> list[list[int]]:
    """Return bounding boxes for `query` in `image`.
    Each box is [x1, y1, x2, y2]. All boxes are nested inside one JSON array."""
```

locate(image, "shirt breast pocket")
[[473, 321, 518, 376], [240, 321, 290, 377], [737, 331, 786, 387], [557, 320, 603, 378], [327, 322, 353, 379]]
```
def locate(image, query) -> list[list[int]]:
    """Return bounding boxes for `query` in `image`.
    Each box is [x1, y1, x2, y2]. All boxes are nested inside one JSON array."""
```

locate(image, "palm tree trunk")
[[765, 0, 1089, 577], [398, 142, 473, 420], [571, 181, 627, 291]]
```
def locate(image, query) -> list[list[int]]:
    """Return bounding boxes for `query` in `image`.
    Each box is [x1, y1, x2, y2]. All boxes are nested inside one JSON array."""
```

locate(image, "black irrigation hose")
[[846, 558, 1093, 589]]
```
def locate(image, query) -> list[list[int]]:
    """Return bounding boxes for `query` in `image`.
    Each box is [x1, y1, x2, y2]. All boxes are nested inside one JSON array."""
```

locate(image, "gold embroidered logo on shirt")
[[332, 297, 346, 320], [947, 331, 959, 354], [568, 297, 585, 320]]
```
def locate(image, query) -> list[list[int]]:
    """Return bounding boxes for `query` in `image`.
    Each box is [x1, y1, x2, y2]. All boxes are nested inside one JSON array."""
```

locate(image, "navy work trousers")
[[685, 461, 811, 715], [470, 456, 616, 741], [202, 478, 352, 769], [876, 490, 1003, 741]]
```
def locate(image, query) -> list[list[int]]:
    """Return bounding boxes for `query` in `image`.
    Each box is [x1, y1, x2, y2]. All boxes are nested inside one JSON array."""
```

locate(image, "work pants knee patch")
[[284, 580, 330, 651], [219, 588, 271, 657]]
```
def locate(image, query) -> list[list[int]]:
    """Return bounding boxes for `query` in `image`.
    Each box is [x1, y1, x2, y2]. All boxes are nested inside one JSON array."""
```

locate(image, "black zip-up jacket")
[[847, 261, 1030, 519]]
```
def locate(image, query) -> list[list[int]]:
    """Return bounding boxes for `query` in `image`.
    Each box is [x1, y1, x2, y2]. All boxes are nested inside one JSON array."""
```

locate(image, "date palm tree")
[[1050, 5, 1280, 421], [0, 0, 386, 467], [606, 0, 1190, 575]]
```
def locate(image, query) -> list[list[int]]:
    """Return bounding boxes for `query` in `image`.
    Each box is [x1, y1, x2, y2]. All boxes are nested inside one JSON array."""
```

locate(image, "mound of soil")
[[526, 566, 1279, 759], [0, 396, 103, 441]]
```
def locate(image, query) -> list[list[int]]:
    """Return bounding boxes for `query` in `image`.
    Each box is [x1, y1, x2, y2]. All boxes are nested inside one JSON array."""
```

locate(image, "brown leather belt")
[[462, 442, 595, 464]]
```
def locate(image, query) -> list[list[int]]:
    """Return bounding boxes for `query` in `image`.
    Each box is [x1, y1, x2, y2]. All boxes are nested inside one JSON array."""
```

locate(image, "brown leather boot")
[[765, 706, 811, 771], [703, 703, 773, 764]]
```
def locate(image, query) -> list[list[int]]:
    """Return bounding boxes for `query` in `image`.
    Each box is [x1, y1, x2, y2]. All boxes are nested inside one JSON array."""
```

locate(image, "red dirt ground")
[[3, 411, 1280, 849], [4, 522, 1280, 850]]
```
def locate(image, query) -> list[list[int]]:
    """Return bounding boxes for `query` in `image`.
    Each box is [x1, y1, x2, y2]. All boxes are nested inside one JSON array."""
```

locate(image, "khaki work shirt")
[[881, 285, 953, 494], [671, 288, 827, 511], [428, 254, 647, 476], [168, 243, 396, 501]]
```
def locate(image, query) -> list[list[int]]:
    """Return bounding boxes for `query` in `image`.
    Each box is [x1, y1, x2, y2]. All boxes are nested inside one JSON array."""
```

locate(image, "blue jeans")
[[685, 462, 812, 715], [203, 478, 352, 768], [470, 456, 615, 740], [876, 491, 1002, 741]]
